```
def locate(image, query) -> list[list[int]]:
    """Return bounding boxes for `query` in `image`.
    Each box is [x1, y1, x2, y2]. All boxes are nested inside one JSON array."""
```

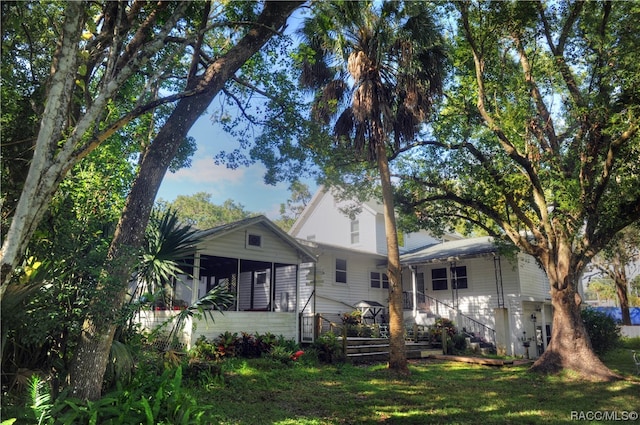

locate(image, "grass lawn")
[[191, 346, 640, 425]]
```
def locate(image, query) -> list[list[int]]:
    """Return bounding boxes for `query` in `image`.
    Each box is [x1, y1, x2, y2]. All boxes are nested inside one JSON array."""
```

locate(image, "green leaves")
[[396, 1, 640, 260], [137, 209, 200, 293]]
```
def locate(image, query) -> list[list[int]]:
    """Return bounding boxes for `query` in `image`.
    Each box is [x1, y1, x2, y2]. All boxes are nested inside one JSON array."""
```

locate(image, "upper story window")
[[370, 271, 389, 289], [335, 258, 347, 283], [247, 233, 262, 248], [451, 265, 468, 289], [432, 268, 448, 290], [350, 219, 360, 244]]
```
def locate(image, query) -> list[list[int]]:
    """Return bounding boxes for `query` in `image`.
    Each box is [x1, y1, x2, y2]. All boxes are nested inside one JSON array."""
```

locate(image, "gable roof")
[[194, 215, 317, 263], [288, 186, 326, 237], [400, 236, 499, 265], [288, 186, 380, 237]]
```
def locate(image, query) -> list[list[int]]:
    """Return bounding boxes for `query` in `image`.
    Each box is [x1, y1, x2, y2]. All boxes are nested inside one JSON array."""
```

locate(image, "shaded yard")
[[196, 350, 639, 425]]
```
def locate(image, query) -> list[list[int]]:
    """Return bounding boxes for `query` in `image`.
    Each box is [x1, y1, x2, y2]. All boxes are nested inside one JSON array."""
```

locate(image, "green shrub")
[[267, 345, 295, 364], [190, 335, 220, 362], [52, 366, 209, 424], [214, 331, 240, 357], [582, 308, 622, 356], [452, 333, 468, 353], [428, 318, 457, 342], [313, 332, 343, 363]]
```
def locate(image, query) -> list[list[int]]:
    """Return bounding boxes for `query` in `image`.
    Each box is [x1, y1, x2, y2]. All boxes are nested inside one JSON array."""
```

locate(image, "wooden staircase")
[[341, 337, 442, 363]]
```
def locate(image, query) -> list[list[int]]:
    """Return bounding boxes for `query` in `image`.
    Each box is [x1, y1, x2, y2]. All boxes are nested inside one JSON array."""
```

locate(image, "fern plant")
[[28, 374, 53, 425]]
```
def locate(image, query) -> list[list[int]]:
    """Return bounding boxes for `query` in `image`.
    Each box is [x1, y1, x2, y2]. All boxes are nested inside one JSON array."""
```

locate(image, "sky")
[[155, 115, 317, 219], [154, 7, 320, 219]]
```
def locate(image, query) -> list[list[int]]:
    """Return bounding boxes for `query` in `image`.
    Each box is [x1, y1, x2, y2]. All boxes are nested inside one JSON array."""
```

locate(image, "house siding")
[[402, 255, 522, 329], [291, 188, 444, 255], [199, 222, 303, 265], [300, 247, 388, 319], [193, 312, 297, 341], [517, 253, 551, 300]]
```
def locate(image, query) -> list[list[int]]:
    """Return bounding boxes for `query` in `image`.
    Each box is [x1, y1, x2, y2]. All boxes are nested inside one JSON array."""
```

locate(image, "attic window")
[[247, 233, 262, 248]]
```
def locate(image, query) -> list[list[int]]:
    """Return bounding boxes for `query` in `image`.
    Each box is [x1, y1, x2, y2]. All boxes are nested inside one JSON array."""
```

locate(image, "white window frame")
[[335, 258, 347, 284], [350, 219, 360, 245]]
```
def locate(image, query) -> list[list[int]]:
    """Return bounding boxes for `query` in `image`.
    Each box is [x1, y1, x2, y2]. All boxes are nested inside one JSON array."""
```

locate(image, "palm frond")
[[162, 285, 235, 350], [107, 340, 134, 385], [135, 208, 202, 294]]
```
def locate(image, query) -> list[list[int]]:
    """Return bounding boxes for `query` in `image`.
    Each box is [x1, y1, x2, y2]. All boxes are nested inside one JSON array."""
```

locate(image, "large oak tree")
[[395, 1, 640, 380], [0, 1, 196, 289]]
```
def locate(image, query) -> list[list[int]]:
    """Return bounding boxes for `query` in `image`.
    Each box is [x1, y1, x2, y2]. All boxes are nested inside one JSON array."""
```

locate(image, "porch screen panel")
[[238, 272, 252, 310], [252, 270, 270, 310], [275, 265, 297, 312]]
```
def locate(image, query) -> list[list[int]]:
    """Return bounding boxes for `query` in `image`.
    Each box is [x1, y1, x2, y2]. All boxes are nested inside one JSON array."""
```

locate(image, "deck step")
[[342, 338, 440, 363]]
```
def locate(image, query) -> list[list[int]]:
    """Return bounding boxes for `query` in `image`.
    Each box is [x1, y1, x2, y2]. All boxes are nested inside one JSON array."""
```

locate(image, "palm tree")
[[299, 1, 446, 372], [128, 209, 234, 347]]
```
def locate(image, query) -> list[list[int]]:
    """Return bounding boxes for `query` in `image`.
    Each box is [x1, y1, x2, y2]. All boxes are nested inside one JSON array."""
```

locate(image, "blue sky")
[[155, 115, 317, 219]]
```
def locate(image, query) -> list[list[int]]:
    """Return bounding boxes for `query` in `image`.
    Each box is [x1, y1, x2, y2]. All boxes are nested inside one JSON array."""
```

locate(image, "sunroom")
[[135, 216, 316, 347]]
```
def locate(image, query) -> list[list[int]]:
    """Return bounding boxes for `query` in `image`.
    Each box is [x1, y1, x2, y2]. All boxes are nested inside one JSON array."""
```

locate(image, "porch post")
[[494, 307, 509, 356], [236, 259, 241, 311], [411, 266, 418, 319], [191, 252, 201, 305], [270, 262, 275, 312], [295, 264, 300, 343]]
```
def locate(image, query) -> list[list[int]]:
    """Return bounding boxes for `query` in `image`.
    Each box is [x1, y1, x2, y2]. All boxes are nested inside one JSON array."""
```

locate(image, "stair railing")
[[403, 291, 496, 347]]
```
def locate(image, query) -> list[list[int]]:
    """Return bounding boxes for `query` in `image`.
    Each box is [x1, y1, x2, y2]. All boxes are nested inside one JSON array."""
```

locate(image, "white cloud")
[[164, 158, 246, 185]]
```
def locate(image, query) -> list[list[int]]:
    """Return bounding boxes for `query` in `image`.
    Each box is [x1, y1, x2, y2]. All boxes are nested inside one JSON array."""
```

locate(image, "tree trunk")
[[67, 1, 303, 400], [612, 263, 632, 326], [0, 2, 85, 289], [376, 143, 408, 374], [530, 273, 621, 381]]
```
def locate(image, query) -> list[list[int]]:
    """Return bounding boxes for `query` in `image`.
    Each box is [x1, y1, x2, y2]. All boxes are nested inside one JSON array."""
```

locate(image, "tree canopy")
[[158, 193, 253, 230], [394, 1, 639, 379]]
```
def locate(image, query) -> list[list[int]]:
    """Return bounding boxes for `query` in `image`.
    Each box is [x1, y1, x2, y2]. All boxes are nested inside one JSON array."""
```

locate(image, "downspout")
[[295, 263, 300, 343]]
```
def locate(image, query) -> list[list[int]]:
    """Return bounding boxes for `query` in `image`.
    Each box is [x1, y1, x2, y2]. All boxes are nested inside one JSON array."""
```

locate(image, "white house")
[[291, 187, 553, 358], [289, 186, 459, 255], [138, 188, 553, 359], [400, 237, 552, 358]]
